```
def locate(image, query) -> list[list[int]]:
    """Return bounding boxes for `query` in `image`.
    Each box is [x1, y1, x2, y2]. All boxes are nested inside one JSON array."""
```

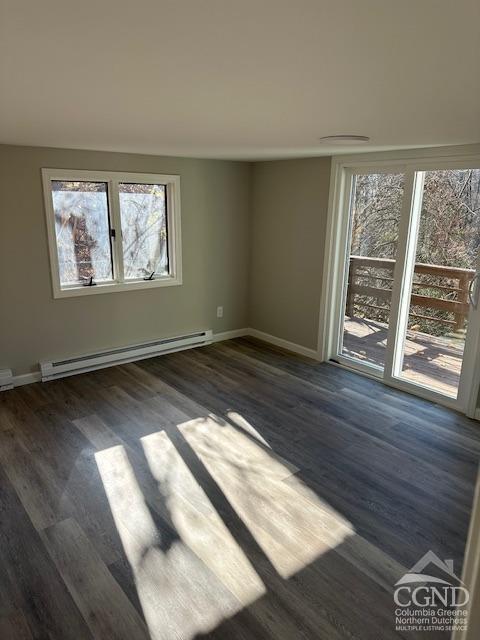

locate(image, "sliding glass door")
[[340, 172, 404, 371], [335, 162, 480, 409], [395, 169, 480, 398]]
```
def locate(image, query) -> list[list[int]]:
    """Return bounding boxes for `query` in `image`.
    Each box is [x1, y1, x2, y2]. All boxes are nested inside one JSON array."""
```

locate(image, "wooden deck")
[[342, 316, 464, 397]]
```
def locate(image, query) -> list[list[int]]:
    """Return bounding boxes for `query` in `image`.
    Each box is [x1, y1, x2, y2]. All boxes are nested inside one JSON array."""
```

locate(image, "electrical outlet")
[[216, 306, 224, 318]]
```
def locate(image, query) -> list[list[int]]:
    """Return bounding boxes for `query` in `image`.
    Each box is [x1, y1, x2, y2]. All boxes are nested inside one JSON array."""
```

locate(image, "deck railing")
[[346, 255, 475, 330]]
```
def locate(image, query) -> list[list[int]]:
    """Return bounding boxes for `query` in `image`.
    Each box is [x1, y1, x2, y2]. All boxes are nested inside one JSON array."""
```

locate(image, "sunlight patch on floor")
[[141, 429, 266, 605], [177, 415, 355, 578], [95, 444, 244, 640], [226, 411, 272, 448], [95, 412, 355, 639]]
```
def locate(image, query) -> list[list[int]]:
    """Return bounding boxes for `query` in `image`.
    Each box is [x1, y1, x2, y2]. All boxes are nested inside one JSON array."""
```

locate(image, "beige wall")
[[0, 145, 251, 375], [249, 157, 331, 351], [0, 146, 333, 377]]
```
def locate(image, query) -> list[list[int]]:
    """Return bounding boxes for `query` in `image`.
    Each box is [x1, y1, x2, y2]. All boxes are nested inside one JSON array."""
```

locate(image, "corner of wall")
[[246, 156, 332, 355]]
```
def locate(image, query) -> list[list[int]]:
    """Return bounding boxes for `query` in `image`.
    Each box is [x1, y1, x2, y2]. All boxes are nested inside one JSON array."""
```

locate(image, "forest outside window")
[[42, 169, 182, 298]]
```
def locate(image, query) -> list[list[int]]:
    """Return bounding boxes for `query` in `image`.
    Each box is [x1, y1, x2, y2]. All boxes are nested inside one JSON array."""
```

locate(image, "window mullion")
[[109, 178, 125, 283]]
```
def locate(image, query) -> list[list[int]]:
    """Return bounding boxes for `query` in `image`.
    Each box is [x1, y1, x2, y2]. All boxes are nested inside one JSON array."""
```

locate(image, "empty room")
[[2, 1, 480, 639]]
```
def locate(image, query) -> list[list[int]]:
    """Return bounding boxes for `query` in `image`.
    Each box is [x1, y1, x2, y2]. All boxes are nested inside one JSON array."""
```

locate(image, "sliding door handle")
[[468, 273, 480, 308]]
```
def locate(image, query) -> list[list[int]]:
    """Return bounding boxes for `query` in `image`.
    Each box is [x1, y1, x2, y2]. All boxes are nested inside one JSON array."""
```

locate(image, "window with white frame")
[[42, 169, 182, 297]]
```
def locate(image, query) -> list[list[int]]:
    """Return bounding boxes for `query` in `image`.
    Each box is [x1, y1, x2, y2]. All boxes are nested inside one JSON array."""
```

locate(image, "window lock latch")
[[83, 276, 97, 287], [143, 271, 155, 281], [110, 229, 116, 239]]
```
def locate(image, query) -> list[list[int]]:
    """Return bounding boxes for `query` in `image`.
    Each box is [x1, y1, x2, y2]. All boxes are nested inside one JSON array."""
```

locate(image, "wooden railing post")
[[346, 258, 356, 318], [456, 273, 470, 331]]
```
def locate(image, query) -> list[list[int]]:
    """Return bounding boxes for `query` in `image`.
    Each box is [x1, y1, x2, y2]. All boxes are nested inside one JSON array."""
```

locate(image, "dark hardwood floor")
[[0, 337, 479, 640]]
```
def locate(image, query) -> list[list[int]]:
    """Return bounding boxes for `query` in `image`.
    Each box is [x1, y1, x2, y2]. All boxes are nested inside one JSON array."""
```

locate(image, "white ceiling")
[[1, 0, 480, 160]]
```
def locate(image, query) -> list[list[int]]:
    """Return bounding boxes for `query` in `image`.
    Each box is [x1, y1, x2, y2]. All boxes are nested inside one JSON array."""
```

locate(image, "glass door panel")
[[340, 172, 405, 370], [396, 168, 480, 398]]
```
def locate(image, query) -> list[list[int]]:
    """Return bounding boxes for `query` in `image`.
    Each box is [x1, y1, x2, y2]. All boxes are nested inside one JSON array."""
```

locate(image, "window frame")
[[42, 168, 182, 298]]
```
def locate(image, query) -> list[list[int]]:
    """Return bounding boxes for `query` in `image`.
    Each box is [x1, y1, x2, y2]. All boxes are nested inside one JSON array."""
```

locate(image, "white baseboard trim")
[[211, 328, 249, 342], [246, 328, 319, 360]]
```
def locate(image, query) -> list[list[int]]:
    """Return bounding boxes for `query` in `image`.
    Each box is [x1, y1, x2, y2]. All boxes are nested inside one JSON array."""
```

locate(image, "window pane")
[[119, 183, 168, 280], [397, 168, 480, 398], [341, 173, 405, 369], [51, 181, 113, 286]]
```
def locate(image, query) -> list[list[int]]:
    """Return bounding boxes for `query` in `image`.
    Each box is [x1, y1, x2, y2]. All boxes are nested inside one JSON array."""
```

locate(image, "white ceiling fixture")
[[1, 0, 479, 160], [319, 135, 370, 145]]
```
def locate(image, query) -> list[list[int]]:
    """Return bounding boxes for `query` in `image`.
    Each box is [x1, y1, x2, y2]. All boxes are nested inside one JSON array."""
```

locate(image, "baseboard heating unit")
[[40, 329, 213, 382]]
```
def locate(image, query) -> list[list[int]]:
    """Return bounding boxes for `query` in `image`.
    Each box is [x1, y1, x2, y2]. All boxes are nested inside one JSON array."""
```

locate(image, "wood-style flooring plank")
[[41, 518, 149, 640], [0, 428, 71, 530], [0, 466, 93, 640], [0, 337, 478, 639], [0, 610, 34, 640]]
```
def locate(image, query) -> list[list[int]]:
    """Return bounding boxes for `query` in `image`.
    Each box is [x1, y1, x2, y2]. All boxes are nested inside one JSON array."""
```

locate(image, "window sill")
[[53, 275, 182, 299]]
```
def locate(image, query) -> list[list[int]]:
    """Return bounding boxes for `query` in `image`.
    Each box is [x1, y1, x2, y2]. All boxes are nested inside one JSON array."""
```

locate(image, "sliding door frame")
[[383, 170, 424, 383], [318, 144, 480, 415]]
